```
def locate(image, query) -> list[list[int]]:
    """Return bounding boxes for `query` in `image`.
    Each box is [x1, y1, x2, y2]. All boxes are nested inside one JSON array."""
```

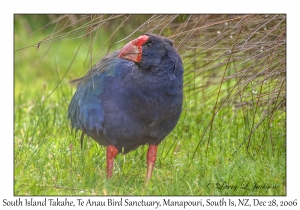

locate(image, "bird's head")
[[118, 33, 175, 70]]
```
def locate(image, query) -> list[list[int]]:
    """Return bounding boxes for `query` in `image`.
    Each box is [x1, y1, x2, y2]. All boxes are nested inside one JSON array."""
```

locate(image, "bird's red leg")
[[106, 145, 118, 179], [146, 144, 158, 179]]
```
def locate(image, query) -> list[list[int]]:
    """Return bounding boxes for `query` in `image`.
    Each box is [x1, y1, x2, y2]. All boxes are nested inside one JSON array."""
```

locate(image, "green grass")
[[14, 16, 286, 195]]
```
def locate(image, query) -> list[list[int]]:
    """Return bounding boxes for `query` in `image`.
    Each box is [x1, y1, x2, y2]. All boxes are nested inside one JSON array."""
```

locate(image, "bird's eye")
[[146, 41, 153, 48]]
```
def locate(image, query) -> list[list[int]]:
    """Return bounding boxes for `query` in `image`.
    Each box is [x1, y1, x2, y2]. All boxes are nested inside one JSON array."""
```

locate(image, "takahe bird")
[[68, 33, 183, 179]]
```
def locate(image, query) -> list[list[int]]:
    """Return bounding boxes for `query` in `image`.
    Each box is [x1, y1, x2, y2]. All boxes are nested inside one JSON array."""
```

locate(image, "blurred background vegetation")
[[14, 14, 286, 195]]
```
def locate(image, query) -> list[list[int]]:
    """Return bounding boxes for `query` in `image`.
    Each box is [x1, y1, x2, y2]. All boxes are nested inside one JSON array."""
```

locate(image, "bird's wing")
[[68, 52, 120, 135], [68, 77, 105, 134]]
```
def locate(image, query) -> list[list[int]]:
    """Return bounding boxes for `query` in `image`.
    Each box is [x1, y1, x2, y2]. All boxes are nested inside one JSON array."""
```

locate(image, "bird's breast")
[[122, 82, 182, 127]]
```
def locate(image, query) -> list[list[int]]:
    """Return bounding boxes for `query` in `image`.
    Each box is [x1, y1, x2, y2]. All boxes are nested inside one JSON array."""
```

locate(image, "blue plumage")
[[68, 34, 183, 178]]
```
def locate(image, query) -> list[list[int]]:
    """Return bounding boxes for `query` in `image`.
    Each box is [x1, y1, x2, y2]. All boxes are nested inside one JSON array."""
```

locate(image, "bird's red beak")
[[118, 35, 149, 63]]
